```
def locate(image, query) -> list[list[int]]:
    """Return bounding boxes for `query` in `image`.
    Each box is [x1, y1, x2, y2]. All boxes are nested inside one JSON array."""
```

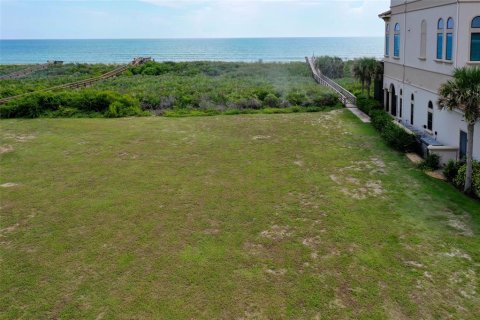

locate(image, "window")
[[385, 24, 390, 56], [410, 94, 415, 125], [446, 18, 454, 61], [427, 101, 433, 131], [394, 23, 401, 57], [472, 16, 480, 61], [437, 19, 444, 59], [420, 20, 427, 59], [399, 89, 403, 118]]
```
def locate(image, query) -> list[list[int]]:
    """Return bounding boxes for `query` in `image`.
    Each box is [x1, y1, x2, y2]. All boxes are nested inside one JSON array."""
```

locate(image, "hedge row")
[[356, 95, 417, 153], [443, 160, 480, 198], [0, 90, 146, 118]]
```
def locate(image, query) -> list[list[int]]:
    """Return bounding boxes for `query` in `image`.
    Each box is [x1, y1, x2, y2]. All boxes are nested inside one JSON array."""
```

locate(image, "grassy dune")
[[1, 110, 479, 319]]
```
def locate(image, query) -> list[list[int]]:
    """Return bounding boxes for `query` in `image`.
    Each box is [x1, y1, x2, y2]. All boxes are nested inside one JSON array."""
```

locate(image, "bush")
[[2, 90, 144, 118], [454, 161, 480, 197], [418, 153, 440, 171], [314, 56, 344, 79], [263, 93, 280, 108], [370, 110, 417, 152], [443, 160, 464, 182], [356, 95, 382, 115]]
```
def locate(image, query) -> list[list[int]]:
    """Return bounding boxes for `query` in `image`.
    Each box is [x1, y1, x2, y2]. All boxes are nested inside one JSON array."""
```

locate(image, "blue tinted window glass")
[[386, 35, 390, 55], [437, 33, 443, 59], [394, 34, 400, 57], [438, 19, 444, 30], [472, 16, 480, 28], [446, 33, 453, 60], [471, 33, 480, 61], [447, 18, 454, 29]]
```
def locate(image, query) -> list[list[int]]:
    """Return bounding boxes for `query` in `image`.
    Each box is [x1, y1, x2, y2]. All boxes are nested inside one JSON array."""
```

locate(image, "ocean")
[[0, 38, 384, 64]]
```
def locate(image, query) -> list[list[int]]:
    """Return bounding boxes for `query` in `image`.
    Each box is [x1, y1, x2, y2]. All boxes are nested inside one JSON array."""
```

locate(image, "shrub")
[[418, 153, 440, 171], [104, 95, 143, 118], [314, 56, 344, 79], [263, 93, 280, 108], [370, 110, 417, 153], [356, 95, 382, 115], [443, 160, 461, 182], [454, 161, 480, 197], [287, 91, 307, 106]]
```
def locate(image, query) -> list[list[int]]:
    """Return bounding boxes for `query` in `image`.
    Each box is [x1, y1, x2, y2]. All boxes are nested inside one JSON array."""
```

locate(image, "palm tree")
[[352, 58, 367, 95], [352, 58, 382, 98], [438, 67, 480, 193]]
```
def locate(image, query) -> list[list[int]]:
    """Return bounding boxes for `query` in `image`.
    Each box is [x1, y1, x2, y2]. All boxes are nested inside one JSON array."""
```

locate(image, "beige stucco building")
[[380, 0, 480, 163]]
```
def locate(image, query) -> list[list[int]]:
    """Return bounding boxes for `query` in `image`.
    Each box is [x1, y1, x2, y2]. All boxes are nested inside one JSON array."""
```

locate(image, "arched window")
[[420, 20, 427, 59], [394, 23, 401, 57], [471, 16, 480, 61], [437, 18, 444, 59], [385, 24, 390, 56], [446, 18, 454, 60], [410, 94, 415, 125]]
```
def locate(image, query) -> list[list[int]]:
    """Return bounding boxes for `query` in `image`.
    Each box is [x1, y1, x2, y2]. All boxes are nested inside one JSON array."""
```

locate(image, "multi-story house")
[[379, 0, 480, 163]]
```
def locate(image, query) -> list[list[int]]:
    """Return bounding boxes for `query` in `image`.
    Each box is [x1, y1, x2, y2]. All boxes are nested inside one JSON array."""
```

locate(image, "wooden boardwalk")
[[305, 57, 370, 123], [0, 57, 151, 105], [0, 61, 65, 80]]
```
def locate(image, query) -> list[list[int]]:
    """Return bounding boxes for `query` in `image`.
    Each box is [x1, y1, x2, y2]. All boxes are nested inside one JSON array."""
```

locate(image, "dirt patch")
[[0, 183, 19, 188], [243, 242, 266, 256], [302, 236, 322, 249], [252, 135, 271, 141], [426, 170, 446, 181], [260, 225, 292, 240], [0, 145, 13, 154], [447, 219, 474, 237], [449, 269, 477, 299], [265, 268, 287, 276], [237, 304, 264, 320], [406, 153, 423, 165], [118, 151, 139, 160], [442, 248, 472, 261], [14, 134, 36, 142], [404, 260, 425, 269], [340, 180, 384, 200], [203, 228, 220, 235], [293, 160, 304, 167], [0, 223, 20, 235]]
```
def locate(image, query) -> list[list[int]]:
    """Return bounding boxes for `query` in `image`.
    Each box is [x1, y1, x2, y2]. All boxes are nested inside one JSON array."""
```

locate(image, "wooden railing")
[[0, 62, 60, 80], [0, 57, 151, 105], [305, 57, 357, 106]]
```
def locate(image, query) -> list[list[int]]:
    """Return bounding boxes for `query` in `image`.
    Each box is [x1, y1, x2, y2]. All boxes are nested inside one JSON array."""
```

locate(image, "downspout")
[[455, 0, 460, 69], [403, 0, 407, 86]]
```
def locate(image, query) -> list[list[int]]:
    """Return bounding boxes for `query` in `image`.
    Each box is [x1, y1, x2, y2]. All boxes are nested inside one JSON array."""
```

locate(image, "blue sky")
[[0, 0, 389, 39]]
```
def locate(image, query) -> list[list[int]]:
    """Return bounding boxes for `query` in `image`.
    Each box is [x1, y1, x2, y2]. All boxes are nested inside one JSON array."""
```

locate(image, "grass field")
[[1, 110, 479, 319]]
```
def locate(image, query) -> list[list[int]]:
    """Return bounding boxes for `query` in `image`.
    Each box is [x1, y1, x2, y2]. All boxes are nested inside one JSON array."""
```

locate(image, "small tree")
[[352, 58, 382, 98], [438, 67, 480, 193], [314, 56, 344, 79]]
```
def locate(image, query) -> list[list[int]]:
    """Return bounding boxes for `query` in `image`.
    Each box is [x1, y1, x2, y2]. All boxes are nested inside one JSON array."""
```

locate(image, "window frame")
[[437, 18, 444, 60], [471, 16, 480, 62], [394, 23, 401, 58], [446, 18, 454, 61]]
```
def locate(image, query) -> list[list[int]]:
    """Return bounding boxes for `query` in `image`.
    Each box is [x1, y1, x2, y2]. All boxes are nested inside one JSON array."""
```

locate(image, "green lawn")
[[1, 110, 479, 319]]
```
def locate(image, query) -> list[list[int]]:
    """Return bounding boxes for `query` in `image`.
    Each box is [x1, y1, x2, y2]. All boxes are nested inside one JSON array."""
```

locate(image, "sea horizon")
[[0, 37, 384, 64]]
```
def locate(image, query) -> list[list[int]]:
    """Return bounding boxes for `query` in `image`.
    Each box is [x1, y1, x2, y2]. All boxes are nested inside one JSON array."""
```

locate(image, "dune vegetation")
[[0, 62, 339, 118]]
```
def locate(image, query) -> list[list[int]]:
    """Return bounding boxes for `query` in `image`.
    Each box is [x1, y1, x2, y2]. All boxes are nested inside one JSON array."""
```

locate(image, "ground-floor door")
[[459, 130, 467, 160]]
